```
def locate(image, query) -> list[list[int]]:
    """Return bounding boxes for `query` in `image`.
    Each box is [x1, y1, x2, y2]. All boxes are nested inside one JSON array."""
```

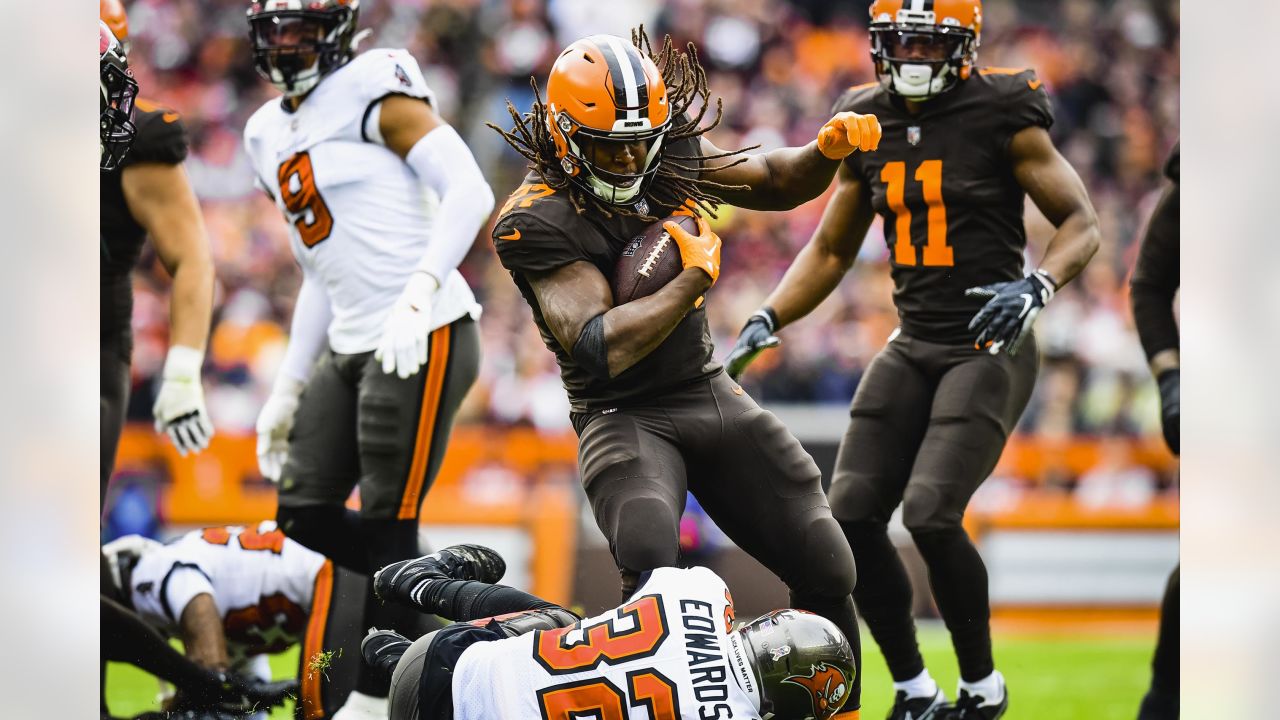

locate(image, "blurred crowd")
[[119, 0, 1179, 495]]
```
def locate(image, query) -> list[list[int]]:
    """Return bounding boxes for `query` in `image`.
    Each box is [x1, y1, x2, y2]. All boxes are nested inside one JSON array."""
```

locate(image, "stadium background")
[[104, 0, 1179, 717]]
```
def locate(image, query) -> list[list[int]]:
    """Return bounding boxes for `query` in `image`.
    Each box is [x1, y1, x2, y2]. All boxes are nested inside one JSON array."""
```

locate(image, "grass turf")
[[105, 625, 1155, 719]]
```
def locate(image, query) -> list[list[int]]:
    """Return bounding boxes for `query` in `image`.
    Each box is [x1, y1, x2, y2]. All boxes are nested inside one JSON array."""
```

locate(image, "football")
[[611, 214, 696, 304]]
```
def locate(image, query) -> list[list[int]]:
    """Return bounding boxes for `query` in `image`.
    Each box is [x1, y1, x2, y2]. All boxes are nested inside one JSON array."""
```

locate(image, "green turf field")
[[106, 624, 1155, 719]]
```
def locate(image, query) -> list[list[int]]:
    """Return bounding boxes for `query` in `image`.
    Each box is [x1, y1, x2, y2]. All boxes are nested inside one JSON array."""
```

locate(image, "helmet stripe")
[[601, 35, 642, 121]]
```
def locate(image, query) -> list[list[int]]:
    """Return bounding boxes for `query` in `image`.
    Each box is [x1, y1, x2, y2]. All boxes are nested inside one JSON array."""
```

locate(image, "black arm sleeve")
[[1130, 182, 1180, 360], [571, 313, 609, 379]]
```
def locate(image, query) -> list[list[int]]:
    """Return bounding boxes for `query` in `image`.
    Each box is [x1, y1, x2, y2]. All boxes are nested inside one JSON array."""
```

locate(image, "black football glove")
[[724, 308, 781, 381], [1157, 368, 1179, 455], [965, 270, 1057, 355]]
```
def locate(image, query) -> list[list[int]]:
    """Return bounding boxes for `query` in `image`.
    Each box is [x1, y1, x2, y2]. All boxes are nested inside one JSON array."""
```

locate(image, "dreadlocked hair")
[[486, 25, 758, 222]]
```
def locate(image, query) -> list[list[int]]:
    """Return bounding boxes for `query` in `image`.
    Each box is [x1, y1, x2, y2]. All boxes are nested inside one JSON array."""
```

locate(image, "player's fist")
[[817, 111, 882, 159], [725, 309, 782, 381], [153, 346, 214, 456], [664, 216, 722, 286], [965, 269, 1057, 355], [376, 271, 439, 379], [255, 376, 304, 483]]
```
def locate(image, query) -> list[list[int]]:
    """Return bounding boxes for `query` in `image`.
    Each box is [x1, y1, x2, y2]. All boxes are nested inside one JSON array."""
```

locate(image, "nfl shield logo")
[[635, 198, 650, 216], [907, 126, 922, 146]]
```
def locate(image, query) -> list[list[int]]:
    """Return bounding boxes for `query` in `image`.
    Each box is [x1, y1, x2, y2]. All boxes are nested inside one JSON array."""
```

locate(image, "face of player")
[[251, 15, 326, 69], [578, 135, 654, 187], [882, 30, 962, 63]]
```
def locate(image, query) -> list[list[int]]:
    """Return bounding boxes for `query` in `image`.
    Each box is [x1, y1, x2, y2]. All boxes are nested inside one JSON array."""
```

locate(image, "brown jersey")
[[833, 69, 1054, 344], [100, 99, 189, 352], [491, 135, 719, 412]]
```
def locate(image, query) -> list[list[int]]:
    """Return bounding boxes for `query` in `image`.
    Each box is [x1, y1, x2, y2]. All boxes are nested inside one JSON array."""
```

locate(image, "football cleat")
[[361, 628, 412, 677], [941, 685, 1008, 719], [887, 688, 948, 720], [373, 544, 507, 603]]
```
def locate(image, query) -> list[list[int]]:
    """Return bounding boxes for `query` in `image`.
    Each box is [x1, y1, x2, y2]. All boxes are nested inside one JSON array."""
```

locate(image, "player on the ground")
[[363, 545, 856, 720], [1129, 143, 1179, 720], [490, 28, 880, 718], [242, 0, 494, 715], [101, 0, 216, 511], [102, 523, 334, 717], [724, 2, 1100, 718]]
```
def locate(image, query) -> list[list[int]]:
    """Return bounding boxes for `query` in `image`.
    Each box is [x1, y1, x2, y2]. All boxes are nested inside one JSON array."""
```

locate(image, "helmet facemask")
[[249, 8, 356, 97], [100, 26, 137, 172], [871, 24, 976, 100], [555, 111, 668, 206]]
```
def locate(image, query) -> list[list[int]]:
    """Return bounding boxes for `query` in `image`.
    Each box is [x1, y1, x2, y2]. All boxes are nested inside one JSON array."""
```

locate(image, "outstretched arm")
[[724, 162, 874, 379], [698, 112, 880, 211]]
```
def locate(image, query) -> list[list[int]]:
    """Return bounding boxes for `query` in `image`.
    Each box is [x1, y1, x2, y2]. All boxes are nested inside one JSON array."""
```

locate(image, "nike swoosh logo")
[[498, 229, 521, 241], [1027, 78, 1042, 91], [704, 245, 716, 256]]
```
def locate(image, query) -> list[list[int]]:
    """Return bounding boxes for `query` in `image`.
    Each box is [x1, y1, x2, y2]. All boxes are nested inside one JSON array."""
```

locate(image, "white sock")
[[958, 670, 1005, 704], [893, 668, 939, 699], [337, 690, 389, 712]]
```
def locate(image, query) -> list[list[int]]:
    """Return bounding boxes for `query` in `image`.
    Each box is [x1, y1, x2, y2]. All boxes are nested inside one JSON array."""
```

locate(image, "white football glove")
[[375, 272, 439, 379], [152, 346, 214, 456], [255, 376, 305, 483]]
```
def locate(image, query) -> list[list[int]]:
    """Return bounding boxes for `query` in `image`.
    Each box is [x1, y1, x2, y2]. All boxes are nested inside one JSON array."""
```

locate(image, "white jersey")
[[243, 48, 480, 354], [127, 521, 328, 663], [453, 567, 761, 720]]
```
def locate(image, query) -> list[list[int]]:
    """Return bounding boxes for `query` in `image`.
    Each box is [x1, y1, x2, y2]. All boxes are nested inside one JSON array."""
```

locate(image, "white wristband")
[[163, 345, 205, 381]]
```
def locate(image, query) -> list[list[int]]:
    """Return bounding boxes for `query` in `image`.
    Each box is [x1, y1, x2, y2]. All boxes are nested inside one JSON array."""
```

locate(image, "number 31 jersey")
[[243, 49, 480, 354], [833, 69, 1054, 344], [452, 567, 760, 720]]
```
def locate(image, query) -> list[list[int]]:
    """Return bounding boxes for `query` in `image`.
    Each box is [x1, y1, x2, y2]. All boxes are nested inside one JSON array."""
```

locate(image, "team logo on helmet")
[[781, 662, 850, 719]]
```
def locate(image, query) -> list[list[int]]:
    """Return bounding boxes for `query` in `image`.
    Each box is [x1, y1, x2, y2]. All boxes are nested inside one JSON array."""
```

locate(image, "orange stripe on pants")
[[301, 560, 334, 719], [398, 324, 451, 519]]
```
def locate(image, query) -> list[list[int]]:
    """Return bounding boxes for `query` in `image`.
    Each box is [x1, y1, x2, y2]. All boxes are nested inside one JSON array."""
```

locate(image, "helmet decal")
[[781, 662, 850, 719]]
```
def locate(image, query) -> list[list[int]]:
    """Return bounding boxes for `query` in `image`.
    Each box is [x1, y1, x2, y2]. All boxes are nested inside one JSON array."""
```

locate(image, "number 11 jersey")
[[833, 69, 1054, 344]]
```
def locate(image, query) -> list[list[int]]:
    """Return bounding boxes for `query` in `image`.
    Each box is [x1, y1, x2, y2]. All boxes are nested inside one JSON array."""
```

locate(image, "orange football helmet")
[[868, 0, 982, 99], [100, 0, 129, 50], [545, 35, 670, 205]]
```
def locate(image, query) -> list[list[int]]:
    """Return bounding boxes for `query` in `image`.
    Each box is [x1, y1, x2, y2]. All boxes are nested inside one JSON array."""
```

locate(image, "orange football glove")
[[817, 111, 882, 159], [665, 216, 722, 286]]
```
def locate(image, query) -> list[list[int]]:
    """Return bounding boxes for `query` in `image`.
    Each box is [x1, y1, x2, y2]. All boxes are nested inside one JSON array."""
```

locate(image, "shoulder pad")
[[492, 183, 591, 275], [976, 67, 1053, 132], [348, 48, 437, 108], [126, 99, 188, 165]]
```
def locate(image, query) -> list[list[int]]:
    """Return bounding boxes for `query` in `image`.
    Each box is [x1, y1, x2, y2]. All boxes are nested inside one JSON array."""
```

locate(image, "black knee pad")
[[787, 514, 857, 598], [494, 607, 582, 638], [612, 494, 680, 577], [276, 505, 337, 551], [828, 472, 896, 525], [901, 481, 963, 535]]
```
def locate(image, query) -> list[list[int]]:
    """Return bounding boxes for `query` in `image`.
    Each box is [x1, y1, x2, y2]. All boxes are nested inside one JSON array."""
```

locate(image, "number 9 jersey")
[[243, 48, 481, 354], [452, 567, 759, 720], [833, 68, 1054, 344]]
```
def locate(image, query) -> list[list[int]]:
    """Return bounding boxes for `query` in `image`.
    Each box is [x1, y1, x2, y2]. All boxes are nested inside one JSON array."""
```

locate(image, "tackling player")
[[363, 545, 856, 720], [490, 28, 880, 718], [242, 0, 494, 715], [100, 0, 216, 509], [724, 2, 1100, 718], [1129, 143, 1179, 720]]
